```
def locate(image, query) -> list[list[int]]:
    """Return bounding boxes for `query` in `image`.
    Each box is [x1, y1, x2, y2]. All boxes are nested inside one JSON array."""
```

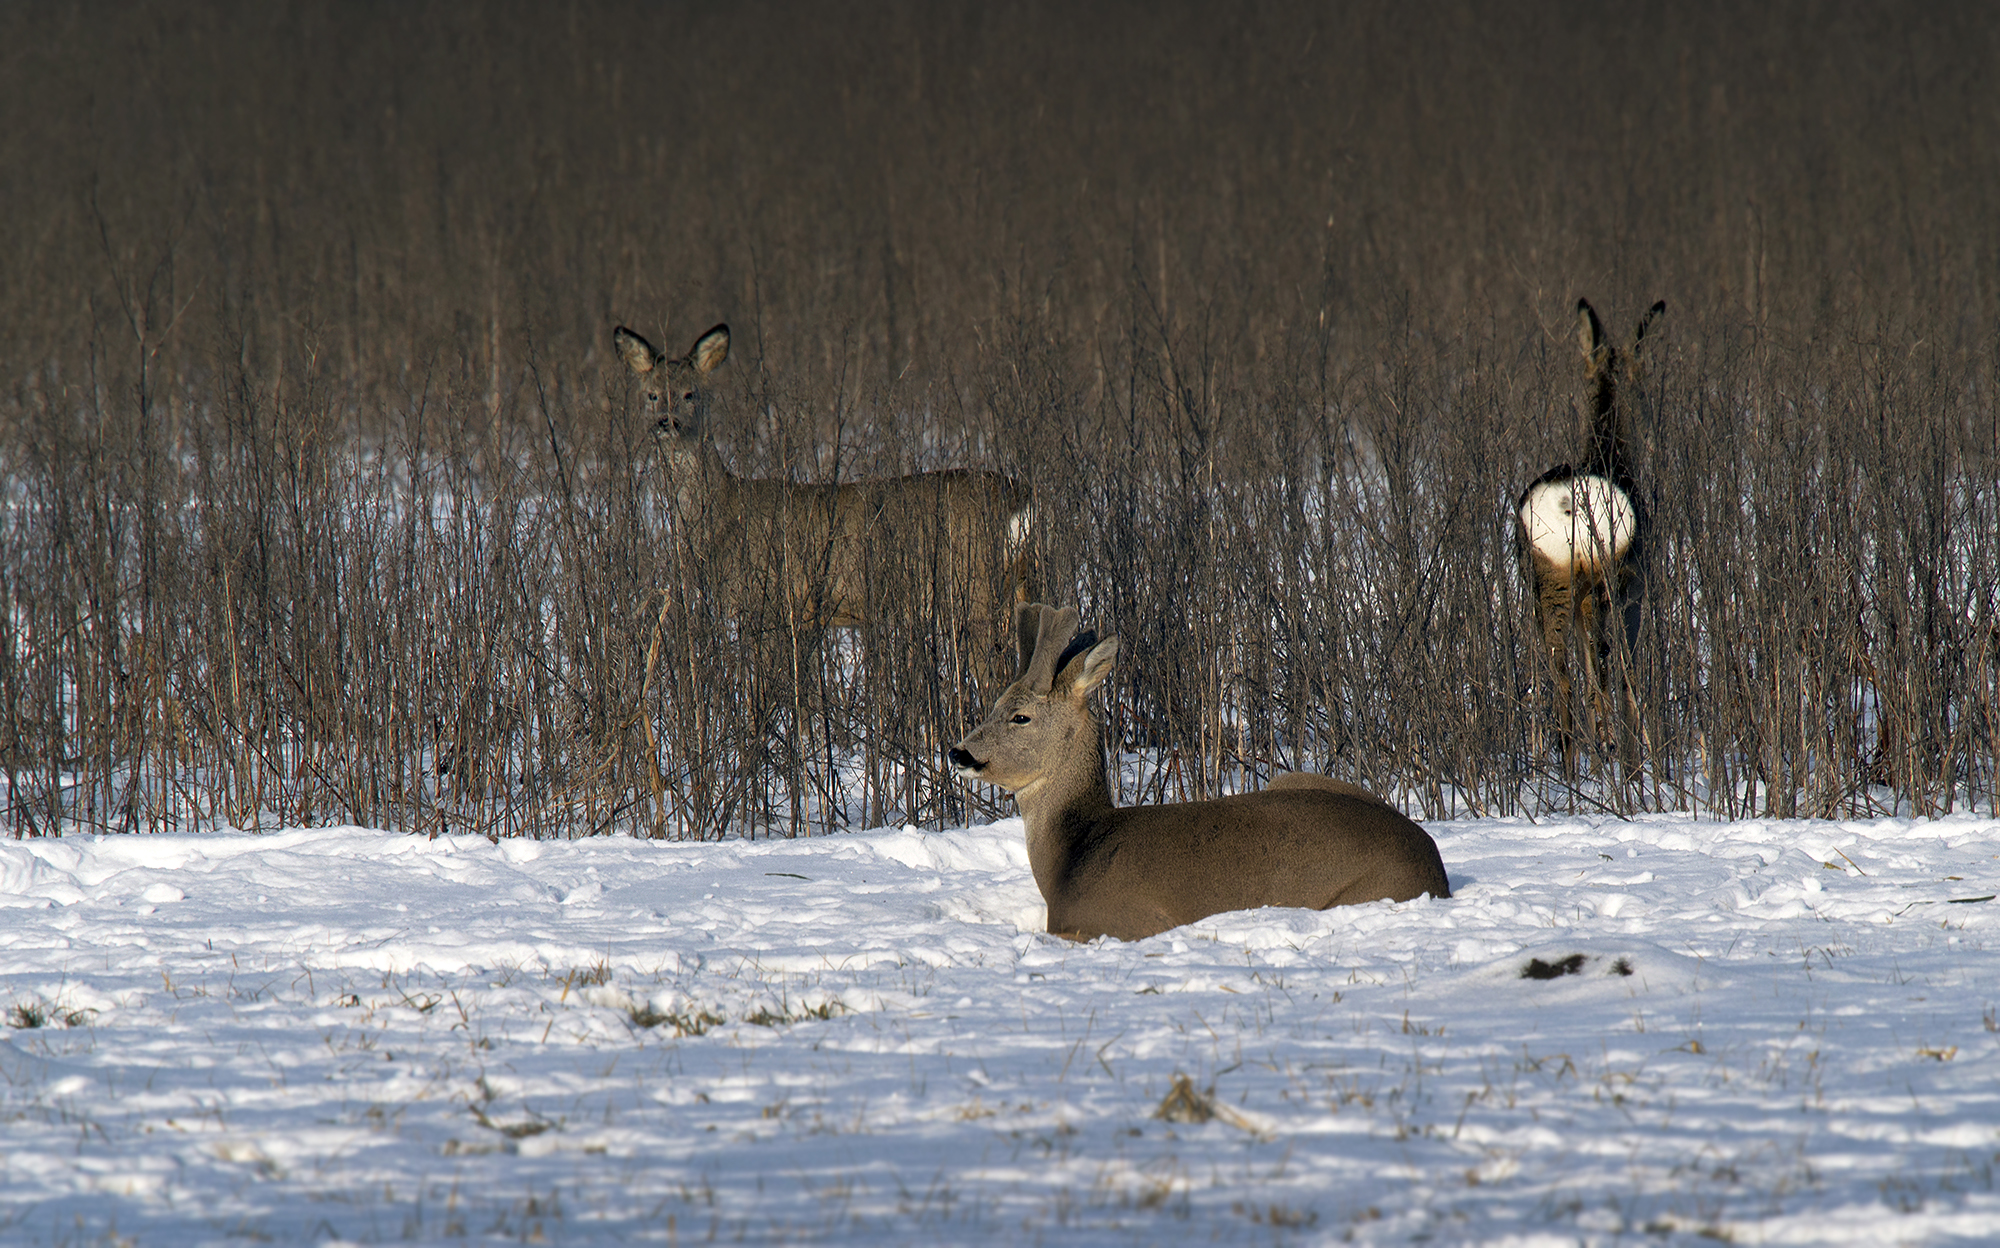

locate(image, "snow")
[[3, 811, 1998, 1244]]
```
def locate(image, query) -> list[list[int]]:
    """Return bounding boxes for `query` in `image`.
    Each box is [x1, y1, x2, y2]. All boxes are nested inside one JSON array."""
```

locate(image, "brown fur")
[[950, 605, 1449, 942], [1265, 770, 1402, 811], [616, 323, 1036, 644], [1516, 299, 1663, 768]]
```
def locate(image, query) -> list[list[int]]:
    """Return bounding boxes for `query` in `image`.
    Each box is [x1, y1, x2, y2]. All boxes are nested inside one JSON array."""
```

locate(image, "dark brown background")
[[3, 1, 1995, 835]]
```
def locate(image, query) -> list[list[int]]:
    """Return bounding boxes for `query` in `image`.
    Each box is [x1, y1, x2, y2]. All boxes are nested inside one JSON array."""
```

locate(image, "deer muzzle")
[[947, 746, 984, 778]]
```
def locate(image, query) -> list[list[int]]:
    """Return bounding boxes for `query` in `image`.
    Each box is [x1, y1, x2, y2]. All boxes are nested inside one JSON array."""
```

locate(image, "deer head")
[[614, 322, 730, 458], [950, 603, 1449, 941], [950, 604, 1118, 803]]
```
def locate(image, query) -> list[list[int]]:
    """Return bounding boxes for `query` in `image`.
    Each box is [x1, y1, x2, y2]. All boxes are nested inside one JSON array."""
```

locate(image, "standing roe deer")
[[614, 323, 1036, 646], [1516, 298, 1664, 768], [948, 604, 1450, 941]]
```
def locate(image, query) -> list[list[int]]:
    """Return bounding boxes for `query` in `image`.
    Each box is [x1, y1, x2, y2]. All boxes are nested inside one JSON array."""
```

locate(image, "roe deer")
[[614, 323, 1036, 646], [1516, 298, 1664, 768], [948, 604, 1450, 941]]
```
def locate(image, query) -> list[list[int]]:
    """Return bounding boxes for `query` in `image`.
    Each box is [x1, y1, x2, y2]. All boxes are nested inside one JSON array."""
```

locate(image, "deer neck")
[[1011, 722, 1117, 893], [1586, 370, 1632, 480], [660, 440, 734, 520]]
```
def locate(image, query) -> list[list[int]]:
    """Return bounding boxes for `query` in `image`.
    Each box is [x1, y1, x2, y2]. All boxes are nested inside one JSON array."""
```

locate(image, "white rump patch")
[[1520, 475, 1635, 571], [1006, 506, 1034, 552]]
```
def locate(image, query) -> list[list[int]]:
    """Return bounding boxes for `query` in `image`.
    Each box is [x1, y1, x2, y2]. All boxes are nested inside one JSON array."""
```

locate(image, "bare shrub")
[[2, 2, 1994, 835]]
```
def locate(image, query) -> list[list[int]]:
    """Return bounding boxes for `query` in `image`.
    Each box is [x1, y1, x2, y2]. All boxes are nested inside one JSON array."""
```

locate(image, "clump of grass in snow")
[[1155, 1074, 1216, 1124], [743, 999, 843, 1027], [1520, 954, 1587, 980], [7, 999, 96, 1029], [1518, 953, 1637, 980], [6, 1001, 48, 1029], [627, 1002, 726, 1036], [624, 993, 844, 1036], [554, 961, 613, 1003]]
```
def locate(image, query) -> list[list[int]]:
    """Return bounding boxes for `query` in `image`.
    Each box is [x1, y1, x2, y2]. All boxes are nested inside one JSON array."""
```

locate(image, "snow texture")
[[3, 811, 1998, 1244]]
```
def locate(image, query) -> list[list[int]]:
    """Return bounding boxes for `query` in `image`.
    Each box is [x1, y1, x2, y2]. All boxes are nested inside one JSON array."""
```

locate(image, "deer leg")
[[1553, 642, 1578, 775], [1609, 589, 1645, 772], [1578, 589, 1624, 759], [1609, 641, 1644, 774], [1533, 584, 1579, 774]]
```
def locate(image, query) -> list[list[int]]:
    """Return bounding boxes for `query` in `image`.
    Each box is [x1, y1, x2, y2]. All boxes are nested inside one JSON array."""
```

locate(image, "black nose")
[[947, 747, 980, 772]]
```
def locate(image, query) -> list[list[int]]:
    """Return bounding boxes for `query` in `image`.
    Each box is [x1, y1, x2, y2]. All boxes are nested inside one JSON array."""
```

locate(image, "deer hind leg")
[[1577, 588, 1624, 758], [1578, 584, 1646, 771], [1533, 577, 1580, 773], [1612, 589, 1646, 770], [1577, 586, 1646, 776]]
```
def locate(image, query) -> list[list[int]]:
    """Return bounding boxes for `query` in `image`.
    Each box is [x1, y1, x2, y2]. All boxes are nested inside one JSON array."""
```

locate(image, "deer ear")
[[613, 327, 657, 373], [1575, 298, 1609, 372], [1632, 300, 1666, 350], [689, 324, 730, 375], [1625, 300, 1666, 382], [1024, 606, 1082, 693], [1014, 603, 1045, 677], [1054, 636, 1118, 701]]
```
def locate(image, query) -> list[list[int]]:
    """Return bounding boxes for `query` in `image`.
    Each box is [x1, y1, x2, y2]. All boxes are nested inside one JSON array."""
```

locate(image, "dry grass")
[[2, 0, 1995, 836]]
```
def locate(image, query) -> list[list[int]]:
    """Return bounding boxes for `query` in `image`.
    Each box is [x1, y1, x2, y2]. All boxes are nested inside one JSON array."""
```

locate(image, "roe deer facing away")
[[614, 323, 1036, 647], [949, 604, 1450, 941], [1517, 298, 1663, 769]]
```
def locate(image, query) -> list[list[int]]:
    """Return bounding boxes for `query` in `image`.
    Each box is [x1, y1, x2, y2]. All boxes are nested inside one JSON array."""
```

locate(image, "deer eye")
[[1010, 714, 1032, 725], [682, 390, 697, 402]]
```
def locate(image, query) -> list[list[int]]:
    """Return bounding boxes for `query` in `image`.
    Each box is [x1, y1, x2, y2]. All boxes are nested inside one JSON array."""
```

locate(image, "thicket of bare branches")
[[4, 1, 1996, 836]]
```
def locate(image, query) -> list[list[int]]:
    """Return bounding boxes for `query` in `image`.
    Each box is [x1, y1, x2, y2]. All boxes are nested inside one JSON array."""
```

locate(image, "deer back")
[[1043, 789, 1451, 942], [617, 323, 1035, 630], [951, 604, 1449, 942]]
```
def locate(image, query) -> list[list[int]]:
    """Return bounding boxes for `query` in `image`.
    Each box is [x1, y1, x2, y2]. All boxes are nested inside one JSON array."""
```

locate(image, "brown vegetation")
[[2, 1, 1995, 836]]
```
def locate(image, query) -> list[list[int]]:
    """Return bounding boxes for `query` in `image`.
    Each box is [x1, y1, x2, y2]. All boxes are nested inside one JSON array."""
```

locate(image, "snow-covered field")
[[3, 810, 1998, 1245]]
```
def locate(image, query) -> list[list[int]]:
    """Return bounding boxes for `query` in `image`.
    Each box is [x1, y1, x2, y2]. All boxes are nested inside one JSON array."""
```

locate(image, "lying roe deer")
[[1516, 298, 1664, 768], [948, 604, 1450, 941], [614, 323, 1035, 645]]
